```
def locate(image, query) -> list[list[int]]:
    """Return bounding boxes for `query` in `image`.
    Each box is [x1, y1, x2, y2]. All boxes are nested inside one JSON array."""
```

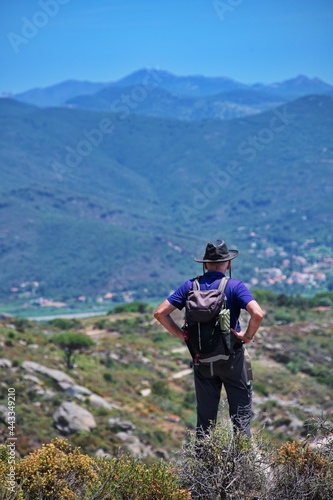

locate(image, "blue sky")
[[1, 0, 333, 94]]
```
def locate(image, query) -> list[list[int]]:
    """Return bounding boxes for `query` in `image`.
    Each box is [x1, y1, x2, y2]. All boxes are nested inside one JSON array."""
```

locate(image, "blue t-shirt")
[[167, 271, 254, 332]]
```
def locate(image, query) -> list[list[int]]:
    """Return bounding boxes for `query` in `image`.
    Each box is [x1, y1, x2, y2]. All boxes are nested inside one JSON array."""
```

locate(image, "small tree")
[[52, 331, 94, 369]]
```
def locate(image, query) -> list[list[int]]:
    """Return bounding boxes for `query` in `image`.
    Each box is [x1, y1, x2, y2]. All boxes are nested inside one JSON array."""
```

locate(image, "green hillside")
[[0, 95, 332, 306], [0, 297, 332, 460]]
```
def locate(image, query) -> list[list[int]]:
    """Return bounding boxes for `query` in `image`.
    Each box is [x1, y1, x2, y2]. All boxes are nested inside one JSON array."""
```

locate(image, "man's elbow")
[[154, 308, 161, 322], [248, 301, 265, 323], [255, 307, 265, 323], [154, 304, 165, 323]]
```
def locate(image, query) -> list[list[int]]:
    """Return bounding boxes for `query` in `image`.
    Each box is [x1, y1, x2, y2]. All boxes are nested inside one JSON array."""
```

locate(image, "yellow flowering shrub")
[[15, 438, 99, 499], [1, 439, 189, 500], [276, 440, 327, 472]]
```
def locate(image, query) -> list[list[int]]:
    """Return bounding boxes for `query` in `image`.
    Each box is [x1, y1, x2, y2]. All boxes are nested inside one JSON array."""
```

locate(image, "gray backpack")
[[185, 276, 234, 374]]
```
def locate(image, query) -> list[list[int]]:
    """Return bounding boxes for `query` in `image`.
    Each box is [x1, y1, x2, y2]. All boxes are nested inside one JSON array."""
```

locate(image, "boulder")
[[53, 401, 96, 434], [0, 404, 8, 423], [0, 358, 12, 369], [140, 388, 151, 397], [22, 361, 75, 389], [95, 448, 111, 459], [116, 432, 153, 458], [90, 394, 119, 410], [154, 448, 170, 460], [109, 417, 136, 432], [65, 384, 92, 399]]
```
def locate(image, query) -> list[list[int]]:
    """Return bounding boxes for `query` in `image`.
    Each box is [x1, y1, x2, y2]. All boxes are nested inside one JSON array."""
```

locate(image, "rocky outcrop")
[[22, 360, 120, 409], [116, 432, 153, 458], [109, 417, 136, 432], [108, 417, 169, 459], [22, 361, 75, 389], [53, 401, 96, 434], [90, 393, 120, 410], [0, 404, 9, 423], [0, 358, 12, 368]]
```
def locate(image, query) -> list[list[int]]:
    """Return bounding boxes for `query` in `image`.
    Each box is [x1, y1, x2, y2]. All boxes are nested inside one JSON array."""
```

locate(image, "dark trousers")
[[194, 348, 253, 438]]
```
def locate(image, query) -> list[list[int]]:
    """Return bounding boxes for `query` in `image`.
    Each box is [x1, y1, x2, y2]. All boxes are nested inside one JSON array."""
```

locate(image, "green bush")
[[93, 317, 111, 330], [183, 391, 196, 410], [153, 331, 166, 342], [311, 292, 333, 307], [12, 317, 31, 332], [152, 380, 172, 398], [109, 301, 153, 314], [286, 359, 303, 374], [274, 309, 293, 324], [49, 317, 82, 330], [92, 454, 190, 499], [103, 372, 114, 383]]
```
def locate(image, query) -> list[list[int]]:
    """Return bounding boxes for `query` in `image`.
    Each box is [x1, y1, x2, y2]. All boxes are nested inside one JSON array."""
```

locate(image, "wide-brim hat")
[[194, 240, 239, 263]]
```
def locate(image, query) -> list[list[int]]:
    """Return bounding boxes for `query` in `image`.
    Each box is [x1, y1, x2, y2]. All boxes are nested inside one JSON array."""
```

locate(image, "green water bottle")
[[219, 309, 231, 352], [219, 309, 230, 332]]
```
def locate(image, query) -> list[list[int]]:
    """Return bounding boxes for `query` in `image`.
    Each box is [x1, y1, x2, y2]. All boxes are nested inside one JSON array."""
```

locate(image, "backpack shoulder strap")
[[217, 276, 230, 294], [218, 277, 230, 309], [192, 276, 202, 290]]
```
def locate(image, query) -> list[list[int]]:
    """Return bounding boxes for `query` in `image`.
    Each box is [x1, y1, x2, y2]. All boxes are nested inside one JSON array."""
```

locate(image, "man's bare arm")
[[231, 300, 264, 344], [154, 300, 187, 341]]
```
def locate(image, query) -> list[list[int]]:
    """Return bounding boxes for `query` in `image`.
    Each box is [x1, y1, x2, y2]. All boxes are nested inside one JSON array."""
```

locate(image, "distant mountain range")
[[0, 87, 332, 303], [11, 71, 333, 121], [66, 87, 288, 121]]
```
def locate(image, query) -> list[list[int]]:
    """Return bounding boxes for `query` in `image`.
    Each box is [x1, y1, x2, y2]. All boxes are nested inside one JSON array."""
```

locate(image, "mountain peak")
[[261, 74, 333, 96]]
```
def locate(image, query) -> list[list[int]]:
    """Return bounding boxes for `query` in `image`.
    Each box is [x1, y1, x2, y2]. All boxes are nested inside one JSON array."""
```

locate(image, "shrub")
[[268, 440, 333, 499], [152, 380, 171, 398], [153, 331, 166, 342], [13, 439, 99, 499], [103, 372, 114, 382], [91, 454, 190, 499], [274, 309, 293, 324], [13, 317, 31, 332], [49, 318, 81, 330], [175, 423, 266, 499], [93, 317, 111, 330], [311, 292, 333, 307], [109, 301, 153, 314], [7, 330, 16, 339], [286, 359, 303, 374]]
